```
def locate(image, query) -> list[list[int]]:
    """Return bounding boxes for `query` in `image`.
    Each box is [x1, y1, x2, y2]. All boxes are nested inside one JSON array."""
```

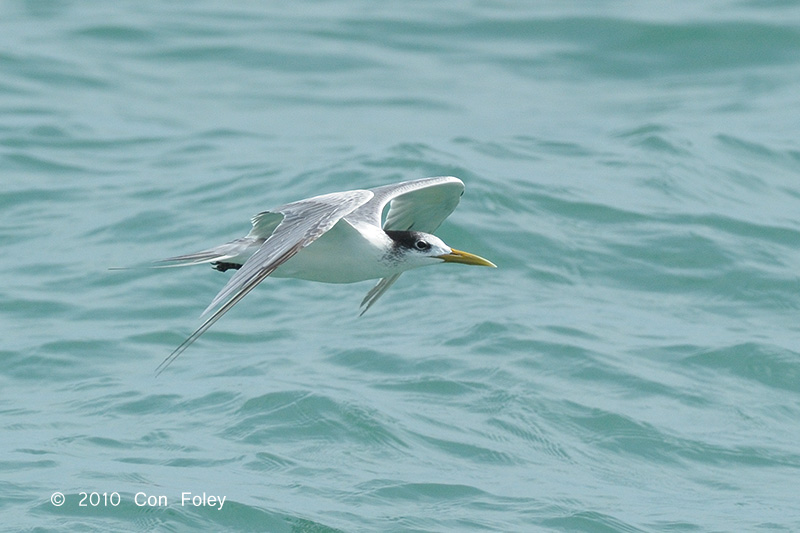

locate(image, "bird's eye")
[[415, 240, 431, 251]]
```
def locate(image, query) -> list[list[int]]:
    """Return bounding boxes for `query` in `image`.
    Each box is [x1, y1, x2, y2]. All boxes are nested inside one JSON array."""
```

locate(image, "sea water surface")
[[2, 1, 800, 531]]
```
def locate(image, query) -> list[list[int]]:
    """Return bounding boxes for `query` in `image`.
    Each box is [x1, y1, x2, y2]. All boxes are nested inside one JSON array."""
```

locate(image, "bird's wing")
[[155, 189, 373, 375], [203, 190, 372, 316], [247, 211, 284, 239], [349, 176, 465, 232], [349, 176, 465, 313]]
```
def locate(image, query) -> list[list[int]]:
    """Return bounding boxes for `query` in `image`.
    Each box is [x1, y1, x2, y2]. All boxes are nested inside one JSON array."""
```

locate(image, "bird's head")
[[384, 230, 496, 270]]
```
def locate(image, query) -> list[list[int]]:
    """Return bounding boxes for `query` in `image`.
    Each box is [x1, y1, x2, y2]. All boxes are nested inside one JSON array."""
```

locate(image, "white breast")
[[271, 219, 397, 283]]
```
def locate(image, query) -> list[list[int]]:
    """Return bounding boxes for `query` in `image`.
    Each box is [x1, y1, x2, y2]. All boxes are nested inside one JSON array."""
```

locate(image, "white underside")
[[269, 219, 412, 283]]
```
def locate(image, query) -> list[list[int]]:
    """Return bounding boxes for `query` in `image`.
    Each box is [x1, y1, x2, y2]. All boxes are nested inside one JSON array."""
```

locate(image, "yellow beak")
[[438, 248, 496, 268]]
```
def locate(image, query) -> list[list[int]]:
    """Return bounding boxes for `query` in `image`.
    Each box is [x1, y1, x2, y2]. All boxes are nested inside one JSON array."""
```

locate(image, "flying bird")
[[153, 176, 495, 375]]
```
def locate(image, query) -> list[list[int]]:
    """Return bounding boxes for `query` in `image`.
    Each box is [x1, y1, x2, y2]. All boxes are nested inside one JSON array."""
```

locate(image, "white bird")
[[153, 176, 495, 375]]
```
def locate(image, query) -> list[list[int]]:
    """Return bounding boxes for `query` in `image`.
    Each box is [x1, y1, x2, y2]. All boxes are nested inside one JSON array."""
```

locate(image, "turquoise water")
[[3, 1, 800, 531]]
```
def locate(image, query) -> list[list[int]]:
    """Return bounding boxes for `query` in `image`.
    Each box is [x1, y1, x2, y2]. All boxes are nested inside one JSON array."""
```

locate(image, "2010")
[[79, 492, 121, 507]]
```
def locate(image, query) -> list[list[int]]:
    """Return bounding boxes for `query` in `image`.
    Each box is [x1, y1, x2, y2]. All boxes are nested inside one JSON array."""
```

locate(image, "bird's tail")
[[110, 237, 263, 270]]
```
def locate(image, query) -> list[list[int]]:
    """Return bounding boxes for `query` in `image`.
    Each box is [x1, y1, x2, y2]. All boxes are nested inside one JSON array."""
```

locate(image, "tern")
[[152, 176, 495, 375]]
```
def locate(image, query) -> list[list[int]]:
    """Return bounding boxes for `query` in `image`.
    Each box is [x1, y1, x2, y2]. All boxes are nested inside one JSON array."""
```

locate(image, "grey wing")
[[247, 210, 284, 239], [350, 176, 465, 313], [349, 176, 464, 232], [155, 189, 373, 375]]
